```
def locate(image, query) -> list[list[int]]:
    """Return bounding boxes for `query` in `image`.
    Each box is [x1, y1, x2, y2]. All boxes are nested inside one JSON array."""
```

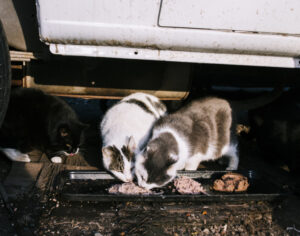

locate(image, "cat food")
[[108, 182, 153, 195], [213, 173, 249, 192], [174, 176, 207, 195]]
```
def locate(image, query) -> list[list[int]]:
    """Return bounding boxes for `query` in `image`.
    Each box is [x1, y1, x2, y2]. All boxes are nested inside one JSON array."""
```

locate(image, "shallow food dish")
[[58, 170, 287, 202]]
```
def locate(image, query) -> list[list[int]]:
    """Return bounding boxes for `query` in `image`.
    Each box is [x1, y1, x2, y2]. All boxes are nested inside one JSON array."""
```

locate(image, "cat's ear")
[[127, 136, 136, 153], [102, 146, 114, 165]]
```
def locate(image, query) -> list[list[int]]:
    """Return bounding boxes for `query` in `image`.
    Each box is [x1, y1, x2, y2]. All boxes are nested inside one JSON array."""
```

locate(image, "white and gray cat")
[[100, 92, 167, 182], [135, 97, 238, 189]]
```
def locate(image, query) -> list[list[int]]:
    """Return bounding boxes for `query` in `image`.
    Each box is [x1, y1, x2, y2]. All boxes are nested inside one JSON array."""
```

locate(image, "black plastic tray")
[[58, 170, 287, 202]]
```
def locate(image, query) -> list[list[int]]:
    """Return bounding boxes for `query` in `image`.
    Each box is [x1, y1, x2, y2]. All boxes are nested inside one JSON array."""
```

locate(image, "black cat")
[[0, 88, 87, 163]]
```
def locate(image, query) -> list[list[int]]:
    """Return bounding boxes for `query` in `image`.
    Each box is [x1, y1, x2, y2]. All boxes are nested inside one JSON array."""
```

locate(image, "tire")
[[0, 20, 11, 128]]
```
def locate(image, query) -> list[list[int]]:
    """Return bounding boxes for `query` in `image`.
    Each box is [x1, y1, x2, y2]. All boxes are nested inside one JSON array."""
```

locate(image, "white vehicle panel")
[[159, 0, 300, 35], [36, 0, 300, 68]]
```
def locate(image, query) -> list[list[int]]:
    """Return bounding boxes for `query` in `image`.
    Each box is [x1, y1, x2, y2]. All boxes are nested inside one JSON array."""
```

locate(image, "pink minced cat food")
[[108, 182, 153, 195], [108, 176, 207, 195], [174, 176, 207, 195]]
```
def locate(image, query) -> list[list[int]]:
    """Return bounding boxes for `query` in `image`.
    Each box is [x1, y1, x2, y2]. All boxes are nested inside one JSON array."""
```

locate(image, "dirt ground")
[[1, 98, 300, 236]]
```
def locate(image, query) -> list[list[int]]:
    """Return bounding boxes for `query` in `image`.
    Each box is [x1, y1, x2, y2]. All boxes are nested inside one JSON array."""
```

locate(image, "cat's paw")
[[17, 154, 31, 162], [51, 156, 62, 163], [0, 148, 31, 162]]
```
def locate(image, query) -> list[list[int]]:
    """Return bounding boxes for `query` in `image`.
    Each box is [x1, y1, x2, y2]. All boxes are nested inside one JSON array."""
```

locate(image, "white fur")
[[185, 143, 238, 171], [135, 151, 150, 188], [121, 93, 166, 119], [101, 94, 166, 152], [51, 156, 62, 163], [111, 168, 133, 182], [0, 148, 31, 162], [224, 144, 239, 170], [49, 148, 79, 164], [101, 93, 166, 182], [185, 145, 217, 170]]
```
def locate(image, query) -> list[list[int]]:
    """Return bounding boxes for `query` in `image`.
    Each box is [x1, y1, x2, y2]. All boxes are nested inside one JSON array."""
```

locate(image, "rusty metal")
[[23, 76, 189, 100], [11, 65, 22, 70], [10, 51, 39, 62], [11, 80, 23, 86]]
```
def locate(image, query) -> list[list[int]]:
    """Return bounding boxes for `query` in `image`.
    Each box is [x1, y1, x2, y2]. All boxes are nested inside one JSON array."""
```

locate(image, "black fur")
[[125, 99, 154, 116], [249, 88, 300, 174], [146, 96, 166, 115], [0, 88, 87, 159]]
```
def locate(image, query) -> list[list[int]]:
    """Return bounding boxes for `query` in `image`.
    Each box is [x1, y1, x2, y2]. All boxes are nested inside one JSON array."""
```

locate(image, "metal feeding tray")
[[58, 170, 287, 202]]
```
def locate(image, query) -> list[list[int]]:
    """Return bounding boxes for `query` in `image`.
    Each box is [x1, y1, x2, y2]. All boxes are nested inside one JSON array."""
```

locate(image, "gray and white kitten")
[[135, 97, 238, 189], [100, 92, 167, 182]]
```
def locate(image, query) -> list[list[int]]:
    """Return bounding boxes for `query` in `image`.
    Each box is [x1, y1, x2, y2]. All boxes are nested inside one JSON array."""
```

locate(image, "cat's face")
[[102, 137, 135, 182], [135, 135, 179, 190], [50, 122, 87, 156]]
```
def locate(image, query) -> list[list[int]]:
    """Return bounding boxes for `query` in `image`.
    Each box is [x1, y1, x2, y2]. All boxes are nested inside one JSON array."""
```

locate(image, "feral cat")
[[100, 92, 167, 182], [135, 97, 238, 189], [0, 88, 87, 163], [249, 88, 300, 174]]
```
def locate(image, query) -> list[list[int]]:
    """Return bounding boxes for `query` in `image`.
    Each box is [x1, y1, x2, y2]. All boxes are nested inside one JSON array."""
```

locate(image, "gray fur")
[[135, 97, 237, 189]]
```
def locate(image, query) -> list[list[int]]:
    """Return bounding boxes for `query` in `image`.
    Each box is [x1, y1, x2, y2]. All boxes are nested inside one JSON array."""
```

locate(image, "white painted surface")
[[36, 0, 300, 67], [159, 0, 300, 35], [50, 44, 300, 68]]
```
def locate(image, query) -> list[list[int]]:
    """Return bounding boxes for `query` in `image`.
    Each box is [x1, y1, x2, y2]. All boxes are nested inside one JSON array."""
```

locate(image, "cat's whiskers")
[[73, 148, 79, 155]]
